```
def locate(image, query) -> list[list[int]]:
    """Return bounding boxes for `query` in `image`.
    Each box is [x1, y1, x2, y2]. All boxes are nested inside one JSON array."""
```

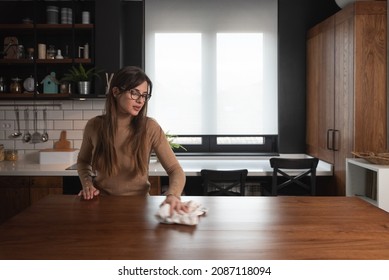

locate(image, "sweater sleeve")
[[148, 119, 186, 197], [77, 117, 99, 189]]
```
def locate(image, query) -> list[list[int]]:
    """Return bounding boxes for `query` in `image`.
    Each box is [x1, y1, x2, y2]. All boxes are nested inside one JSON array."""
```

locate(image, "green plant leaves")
[[62, 64, 103, 82]]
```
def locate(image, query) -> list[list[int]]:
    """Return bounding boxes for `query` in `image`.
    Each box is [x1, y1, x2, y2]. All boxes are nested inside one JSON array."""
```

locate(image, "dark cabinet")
[[0, 176, 30, 225], [29, 176, 63, 204], [0, 176, 62, 224]]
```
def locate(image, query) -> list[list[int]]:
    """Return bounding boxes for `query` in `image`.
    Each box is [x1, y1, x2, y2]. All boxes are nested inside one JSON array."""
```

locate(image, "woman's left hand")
[[163, 194, 188, 215]]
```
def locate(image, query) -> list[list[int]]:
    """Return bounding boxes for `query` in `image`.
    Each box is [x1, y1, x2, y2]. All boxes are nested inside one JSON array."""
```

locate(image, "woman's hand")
[[163, 194, 188, 215], [78, 185, 100, 200]]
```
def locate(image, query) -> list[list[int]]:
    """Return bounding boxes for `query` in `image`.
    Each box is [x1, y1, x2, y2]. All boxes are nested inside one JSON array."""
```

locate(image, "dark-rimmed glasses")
[[124, 88, 152, 102]]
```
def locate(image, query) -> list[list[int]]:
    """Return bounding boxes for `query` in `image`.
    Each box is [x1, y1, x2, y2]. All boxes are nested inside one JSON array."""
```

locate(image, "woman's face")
[[114, 81, 149, 117]]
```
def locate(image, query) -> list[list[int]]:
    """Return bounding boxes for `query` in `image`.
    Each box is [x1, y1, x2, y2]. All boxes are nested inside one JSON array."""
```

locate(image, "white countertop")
[[346, 158, 389, 171], [0, 154, 333, 177]]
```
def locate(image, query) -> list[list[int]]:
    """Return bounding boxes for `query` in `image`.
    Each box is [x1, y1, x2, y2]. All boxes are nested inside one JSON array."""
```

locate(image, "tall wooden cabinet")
[[306, 1, 387, 195]]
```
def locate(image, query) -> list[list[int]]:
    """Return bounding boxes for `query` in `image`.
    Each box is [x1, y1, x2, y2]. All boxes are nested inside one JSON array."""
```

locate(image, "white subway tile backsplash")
[[0, 99, 105, 154], [58, 101, 73, 110], [54, 120, 74, 129], [92, 100, 105, 109], [50, 130, 63, 140], [64, 110, 83, 120], [83, 110, 103, 119], [1, 139, 15, 150], [15, 140, 35, 149], [48, 110, 64, 120], [66, 130, 83, 140], [74, 120, 88, 130], [0, 100, 14, 108], [33, 141, 55, 150], [46, 120, 53, 130], [5, 110, 16, 119], [74, 140, 83, 149], [73, 100, 93, 110]]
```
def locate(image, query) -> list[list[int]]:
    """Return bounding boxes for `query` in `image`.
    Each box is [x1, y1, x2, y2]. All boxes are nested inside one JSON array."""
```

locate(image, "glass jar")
[[5, 150, 18, 161], [46, 45, 56, 59], [0, 144, 4, 161], [17, 45, 25, 59], [27, 48, 34, 60], [59, 81, 71, 94], [46, 6, 59, 24], [10, 78, 22, 94]]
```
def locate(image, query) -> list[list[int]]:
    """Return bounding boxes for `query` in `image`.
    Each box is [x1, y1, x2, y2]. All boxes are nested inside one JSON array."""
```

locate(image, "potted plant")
[[165, 132, 187, 151], [62, 64, 103, 95]]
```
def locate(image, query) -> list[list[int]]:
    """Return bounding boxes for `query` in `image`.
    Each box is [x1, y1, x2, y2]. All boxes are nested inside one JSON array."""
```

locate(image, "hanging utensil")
[[22, 108, 31, 143], [41, 109, 49, 142], [11, 108, 22, 137], [31, 108, 41, 144]]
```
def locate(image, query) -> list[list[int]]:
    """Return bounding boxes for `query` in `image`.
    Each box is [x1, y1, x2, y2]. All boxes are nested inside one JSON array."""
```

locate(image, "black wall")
[[95, 0, 340, 153], [277, 0, 339, 152]]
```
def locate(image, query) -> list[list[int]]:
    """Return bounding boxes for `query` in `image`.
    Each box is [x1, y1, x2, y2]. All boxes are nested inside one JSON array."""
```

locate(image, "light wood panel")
[[306, 1, 387, 195]]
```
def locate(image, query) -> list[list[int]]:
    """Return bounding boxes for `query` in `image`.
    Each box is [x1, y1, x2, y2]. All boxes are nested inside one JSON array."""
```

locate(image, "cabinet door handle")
[[333, 130, 339, 151], [327, 129, 334, 150]]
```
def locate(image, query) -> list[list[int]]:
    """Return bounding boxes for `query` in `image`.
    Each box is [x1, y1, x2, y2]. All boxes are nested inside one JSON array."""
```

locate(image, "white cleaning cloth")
[[156, 200, 207, 226]]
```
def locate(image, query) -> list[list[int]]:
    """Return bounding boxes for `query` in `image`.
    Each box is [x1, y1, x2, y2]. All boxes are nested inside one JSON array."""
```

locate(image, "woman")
[[77, 66, 187, 212]]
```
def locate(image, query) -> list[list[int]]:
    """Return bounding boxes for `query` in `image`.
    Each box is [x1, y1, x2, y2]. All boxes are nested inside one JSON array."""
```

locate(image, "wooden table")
[[1, 195, 389, 260]]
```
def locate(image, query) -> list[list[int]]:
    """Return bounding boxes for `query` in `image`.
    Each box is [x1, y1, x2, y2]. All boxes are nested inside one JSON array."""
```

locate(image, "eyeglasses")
[[124, 89, 152, 102]]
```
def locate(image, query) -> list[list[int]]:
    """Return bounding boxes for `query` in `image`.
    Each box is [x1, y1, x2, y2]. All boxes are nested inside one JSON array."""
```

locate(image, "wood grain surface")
[[1, 195, 389, 260]]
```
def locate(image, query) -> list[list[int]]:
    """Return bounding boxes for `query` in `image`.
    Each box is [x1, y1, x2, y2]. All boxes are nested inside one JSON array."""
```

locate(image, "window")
[[145, 0, 278, 137], [150, 33, 202, 133]]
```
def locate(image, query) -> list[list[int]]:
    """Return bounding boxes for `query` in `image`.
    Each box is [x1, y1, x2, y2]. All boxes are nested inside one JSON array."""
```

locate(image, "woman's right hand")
[[78, 185, 100, 200]]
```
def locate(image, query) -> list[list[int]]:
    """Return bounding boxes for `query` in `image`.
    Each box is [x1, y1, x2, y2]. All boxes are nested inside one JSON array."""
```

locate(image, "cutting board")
[[53, 130, 72, 150], [40, 130, 78, 164]]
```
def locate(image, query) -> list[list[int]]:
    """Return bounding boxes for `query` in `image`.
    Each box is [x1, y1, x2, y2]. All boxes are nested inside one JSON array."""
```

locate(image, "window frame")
[[169, 134, 279, 156]]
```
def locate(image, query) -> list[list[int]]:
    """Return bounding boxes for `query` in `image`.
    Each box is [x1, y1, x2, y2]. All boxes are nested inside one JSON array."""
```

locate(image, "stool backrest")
[[201, 169, 248, 196], [269, 157, 319, 196]]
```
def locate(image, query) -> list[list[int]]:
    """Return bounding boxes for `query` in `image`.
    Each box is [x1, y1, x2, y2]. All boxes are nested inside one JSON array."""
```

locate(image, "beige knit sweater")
[[77, 116, 185, 197]]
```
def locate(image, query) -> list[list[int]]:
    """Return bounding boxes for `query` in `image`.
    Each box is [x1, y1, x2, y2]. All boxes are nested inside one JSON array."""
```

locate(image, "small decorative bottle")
[[83, 43, 89, 59], [10, 78, 22, 94], [55, 49, 64, 59], [0, 76, 6, 93]]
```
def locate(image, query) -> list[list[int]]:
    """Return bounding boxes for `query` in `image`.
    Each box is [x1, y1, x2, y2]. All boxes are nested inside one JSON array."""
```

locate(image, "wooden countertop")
[[0, 154, 333, 176], [0, 195, 388, 260]]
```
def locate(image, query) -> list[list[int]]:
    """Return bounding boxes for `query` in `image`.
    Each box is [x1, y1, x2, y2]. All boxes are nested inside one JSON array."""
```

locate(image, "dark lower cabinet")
[[0, 177, 30, 224], [0, 176, 62, 224], [0, 175, 162, 224], [63, 176, 161, 195]]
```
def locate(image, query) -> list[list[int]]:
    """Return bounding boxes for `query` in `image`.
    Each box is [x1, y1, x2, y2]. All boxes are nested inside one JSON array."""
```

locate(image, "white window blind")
[[145, 0, 278, 135]]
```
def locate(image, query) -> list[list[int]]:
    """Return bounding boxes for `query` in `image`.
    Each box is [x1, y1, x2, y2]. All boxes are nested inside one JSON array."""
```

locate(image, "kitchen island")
[[1, 194, 388, 260]]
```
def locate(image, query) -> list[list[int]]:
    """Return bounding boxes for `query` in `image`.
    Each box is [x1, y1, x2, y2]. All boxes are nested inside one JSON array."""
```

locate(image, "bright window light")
[[216, 33, 263, 133], [149, 33, 202, 133], [145, 0, 278, 135]]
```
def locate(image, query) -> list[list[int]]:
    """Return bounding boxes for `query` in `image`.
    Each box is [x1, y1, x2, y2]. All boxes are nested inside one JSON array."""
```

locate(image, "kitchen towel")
[[156, 200, 207, 226]]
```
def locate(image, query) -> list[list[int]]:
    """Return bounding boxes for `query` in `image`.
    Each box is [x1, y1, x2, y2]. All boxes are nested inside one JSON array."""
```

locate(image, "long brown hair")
[[92, 66, 153, 176]]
